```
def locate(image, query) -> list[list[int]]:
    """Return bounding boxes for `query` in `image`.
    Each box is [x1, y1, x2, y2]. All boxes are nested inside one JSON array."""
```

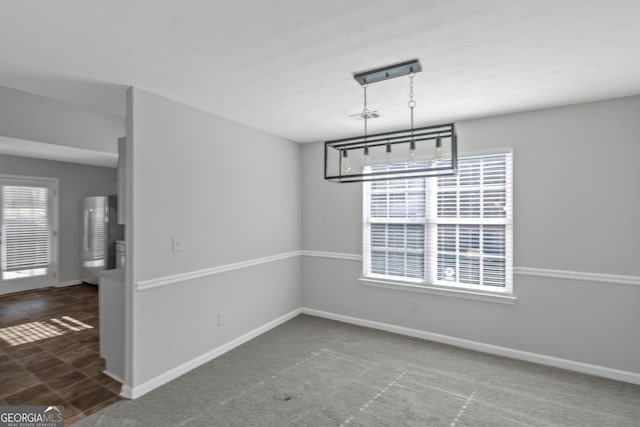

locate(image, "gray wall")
[[0, 154, 116, 287], [128, 88, 302, 388], [301, 96, 640, 374], [0, 85, 123, 154]]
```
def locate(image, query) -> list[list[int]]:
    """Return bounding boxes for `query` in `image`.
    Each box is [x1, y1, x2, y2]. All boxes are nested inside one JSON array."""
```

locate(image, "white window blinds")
[[429, 154, 512, 289], [364, 173, 427, 281], [364, 151, 513, 292], [1, 185, 51, 278], [86, 196, 106, 259]]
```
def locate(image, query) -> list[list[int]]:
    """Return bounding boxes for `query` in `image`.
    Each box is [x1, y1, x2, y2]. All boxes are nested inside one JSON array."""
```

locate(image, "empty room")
[[0, 1, 639, 426]]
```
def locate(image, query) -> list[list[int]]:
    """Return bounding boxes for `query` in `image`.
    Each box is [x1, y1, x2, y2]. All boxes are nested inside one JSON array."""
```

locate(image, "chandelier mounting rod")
[[353, 59, 422, 86]]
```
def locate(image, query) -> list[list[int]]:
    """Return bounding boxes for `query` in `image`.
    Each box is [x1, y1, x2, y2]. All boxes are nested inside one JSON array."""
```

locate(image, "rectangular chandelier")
[[325, 123, 457, 183], [324, 59, 458, 183]]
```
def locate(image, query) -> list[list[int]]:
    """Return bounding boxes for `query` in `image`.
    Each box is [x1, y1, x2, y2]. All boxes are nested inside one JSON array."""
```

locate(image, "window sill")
[[358, 277, 517, 304]]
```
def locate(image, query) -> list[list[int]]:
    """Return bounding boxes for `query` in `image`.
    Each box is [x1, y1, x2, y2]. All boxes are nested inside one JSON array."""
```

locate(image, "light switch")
[[172, 236, 183, 252]]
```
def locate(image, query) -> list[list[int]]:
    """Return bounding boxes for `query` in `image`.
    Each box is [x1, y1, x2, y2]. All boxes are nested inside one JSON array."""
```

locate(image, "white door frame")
[[0, 173, 59, 295]]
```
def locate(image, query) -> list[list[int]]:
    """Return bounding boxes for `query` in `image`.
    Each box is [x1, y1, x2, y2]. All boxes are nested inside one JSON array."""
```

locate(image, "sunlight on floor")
[[0, 315, 94, 346]]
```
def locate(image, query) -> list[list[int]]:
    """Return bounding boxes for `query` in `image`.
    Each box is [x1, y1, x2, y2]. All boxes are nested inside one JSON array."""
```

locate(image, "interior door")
[[0, 176, 57, 295]]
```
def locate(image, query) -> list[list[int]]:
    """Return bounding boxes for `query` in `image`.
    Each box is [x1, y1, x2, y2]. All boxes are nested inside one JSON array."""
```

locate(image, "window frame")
[[362, 148, 514, 301], [362, 174, 428, 284]]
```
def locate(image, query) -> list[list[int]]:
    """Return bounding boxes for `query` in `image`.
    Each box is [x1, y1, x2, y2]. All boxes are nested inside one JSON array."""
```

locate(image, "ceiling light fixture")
[[324, 59, 458, 183]]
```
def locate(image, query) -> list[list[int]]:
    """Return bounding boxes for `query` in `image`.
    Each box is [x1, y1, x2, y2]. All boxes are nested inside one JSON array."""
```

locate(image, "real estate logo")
[[0, 406, 64, 427]]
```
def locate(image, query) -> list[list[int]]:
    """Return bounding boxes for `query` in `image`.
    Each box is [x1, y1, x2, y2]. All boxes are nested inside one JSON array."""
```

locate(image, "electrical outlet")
[[217, 313, 224, 327], [410, 302, 420, 313]]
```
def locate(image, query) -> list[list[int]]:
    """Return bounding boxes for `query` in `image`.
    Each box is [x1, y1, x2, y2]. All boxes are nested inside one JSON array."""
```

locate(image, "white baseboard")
[[120, 305, 640, 399], [301, 307, 640, 386], [125, 308, 303, 399], [120, 384, 133, 400], [54, 280, 83, 288], [0, 279, 84, 296]]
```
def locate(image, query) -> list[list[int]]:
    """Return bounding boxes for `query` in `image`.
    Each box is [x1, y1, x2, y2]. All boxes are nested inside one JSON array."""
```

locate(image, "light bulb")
[[341, 149, 351, 173], [409, 140, 416, 164], [385, 144, 392, 165], [361, 146, 371, 170], [435, 137, 443, 160]]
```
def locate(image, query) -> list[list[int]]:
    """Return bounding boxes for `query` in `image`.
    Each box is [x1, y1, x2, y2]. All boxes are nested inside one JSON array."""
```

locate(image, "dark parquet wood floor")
[[0, 284, 122, 425]]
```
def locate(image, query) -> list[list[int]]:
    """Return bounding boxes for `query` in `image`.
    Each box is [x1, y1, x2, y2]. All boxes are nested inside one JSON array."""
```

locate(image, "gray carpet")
[[75, 315, 640, 426]]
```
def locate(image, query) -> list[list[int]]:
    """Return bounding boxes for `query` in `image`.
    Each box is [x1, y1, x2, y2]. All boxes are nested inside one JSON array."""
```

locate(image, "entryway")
[[0, 284, 121, 425], [0, 175, 58, 296]]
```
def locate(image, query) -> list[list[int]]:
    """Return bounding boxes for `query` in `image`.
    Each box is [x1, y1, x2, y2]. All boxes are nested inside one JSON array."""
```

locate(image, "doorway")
[[0, 175, 58, 295]]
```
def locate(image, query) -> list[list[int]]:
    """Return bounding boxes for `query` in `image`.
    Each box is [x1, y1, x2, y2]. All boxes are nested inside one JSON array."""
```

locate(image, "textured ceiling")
[[1, 0, 640, 145]]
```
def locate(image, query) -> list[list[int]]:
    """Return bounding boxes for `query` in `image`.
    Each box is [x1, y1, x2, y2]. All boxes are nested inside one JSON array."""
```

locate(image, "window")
[[363, 151, 513, 295], [1, 177, 57, 282]]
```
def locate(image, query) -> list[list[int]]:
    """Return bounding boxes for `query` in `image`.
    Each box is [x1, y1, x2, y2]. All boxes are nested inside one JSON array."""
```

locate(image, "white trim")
[[359, 277, 517, 304], [0, 173, 61, 184], [136, 251, 301, 291], [301, 308, 640, 386], [515, 267, 640, 287], [134, 250, 640, 293], [457, 147, 514, 158], [54, 280, 83, 288], [120, 384, 133, 400], [300, 250, 362, 261], [0, 175, 59, 292], [124, 308, 302, 399], [301, 253, 640, 287]]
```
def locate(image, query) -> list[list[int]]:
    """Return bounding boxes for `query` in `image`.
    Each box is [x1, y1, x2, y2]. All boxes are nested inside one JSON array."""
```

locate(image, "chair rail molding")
[[136, 251, 301, 291], [514, 267, 640, 287], [134, 250, 640, 291]]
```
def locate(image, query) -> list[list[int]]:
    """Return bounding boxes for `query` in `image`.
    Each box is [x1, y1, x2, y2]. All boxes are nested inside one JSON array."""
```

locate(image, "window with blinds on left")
[[0, 176, 57, 284]]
